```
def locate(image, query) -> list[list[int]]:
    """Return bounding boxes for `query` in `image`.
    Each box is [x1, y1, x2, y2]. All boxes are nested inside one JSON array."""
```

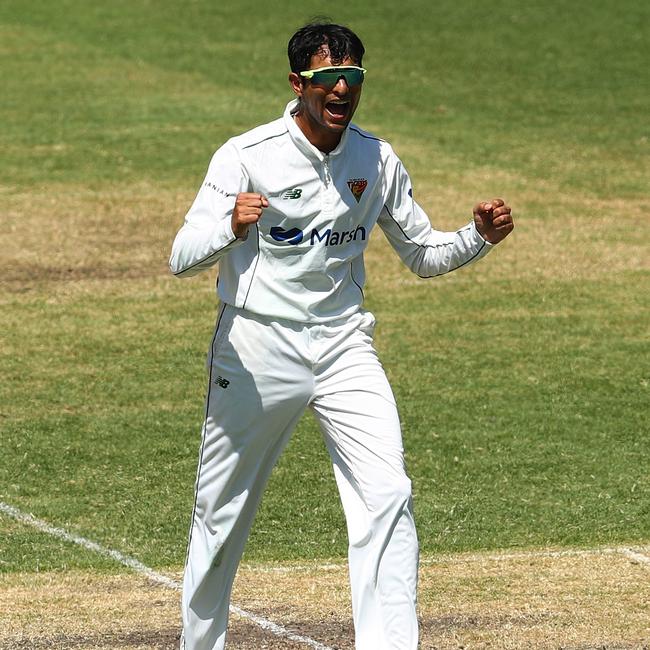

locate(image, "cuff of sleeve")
[[225, 218, 238, 241], [470, 220, 494, 248], [213, 218, 244, 250], [226, 218, 252, 242]]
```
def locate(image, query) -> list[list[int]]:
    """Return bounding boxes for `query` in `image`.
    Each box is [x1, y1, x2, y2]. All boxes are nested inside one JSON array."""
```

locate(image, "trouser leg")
[[181, 306, 312, 650], [310, 312, 419, 650]]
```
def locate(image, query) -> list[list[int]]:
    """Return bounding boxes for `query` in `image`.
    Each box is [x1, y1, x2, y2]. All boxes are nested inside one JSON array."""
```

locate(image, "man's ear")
[[289, 72, 303, 98]]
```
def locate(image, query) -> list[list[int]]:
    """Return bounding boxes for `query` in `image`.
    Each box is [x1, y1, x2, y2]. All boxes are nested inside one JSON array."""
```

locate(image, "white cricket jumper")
[[171, 100, 493, 650], [169, 99, 492, 323]]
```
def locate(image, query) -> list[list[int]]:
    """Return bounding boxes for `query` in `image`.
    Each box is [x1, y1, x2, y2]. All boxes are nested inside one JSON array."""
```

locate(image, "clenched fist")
[[232, 193, 269, 239], [473, 199, 514, 245]]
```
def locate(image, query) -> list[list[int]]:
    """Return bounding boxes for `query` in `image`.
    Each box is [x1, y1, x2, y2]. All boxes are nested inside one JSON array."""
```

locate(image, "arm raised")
[[169, 142, 251, 277]]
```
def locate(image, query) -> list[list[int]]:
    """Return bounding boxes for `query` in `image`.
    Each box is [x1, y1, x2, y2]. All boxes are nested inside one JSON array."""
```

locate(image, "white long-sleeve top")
[[170, 99, 492, 323]]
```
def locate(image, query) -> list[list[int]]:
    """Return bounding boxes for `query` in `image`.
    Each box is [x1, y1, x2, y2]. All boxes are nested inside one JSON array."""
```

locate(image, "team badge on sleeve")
[[347, 178, 368, 203]]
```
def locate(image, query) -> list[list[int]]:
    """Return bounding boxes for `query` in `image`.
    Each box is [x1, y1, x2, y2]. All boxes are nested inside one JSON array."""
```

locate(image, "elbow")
[[411, 251, 452, 279], [169, 261, 195, 279], [168, 249, 190, 278], [169, 251, 207, 278], [169, 262, 184, 278], [408, 251, 436, 278], [168, 234, 198, 277]]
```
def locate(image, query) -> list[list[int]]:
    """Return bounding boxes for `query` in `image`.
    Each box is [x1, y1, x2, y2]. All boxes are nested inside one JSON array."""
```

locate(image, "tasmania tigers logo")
[[347, 178, 368, 203]]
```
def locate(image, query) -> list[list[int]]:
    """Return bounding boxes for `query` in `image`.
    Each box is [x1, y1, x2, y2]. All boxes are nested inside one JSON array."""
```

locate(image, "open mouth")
[[325, 100, 350, 120]]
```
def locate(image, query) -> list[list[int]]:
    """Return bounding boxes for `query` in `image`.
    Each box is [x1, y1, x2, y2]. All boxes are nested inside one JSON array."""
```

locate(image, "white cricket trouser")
[[181, 304, 419, 650]]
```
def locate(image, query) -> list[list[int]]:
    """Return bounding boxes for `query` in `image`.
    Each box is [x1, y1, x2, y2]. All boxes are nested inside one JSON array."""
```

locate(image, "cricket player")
[[170, 21, 514, 650]]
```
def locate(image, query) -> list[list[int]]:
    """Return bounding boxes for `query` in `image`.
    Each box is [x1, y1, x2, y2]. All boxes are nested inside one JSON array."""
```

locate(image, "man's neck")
[[293, 112, 342, 154]]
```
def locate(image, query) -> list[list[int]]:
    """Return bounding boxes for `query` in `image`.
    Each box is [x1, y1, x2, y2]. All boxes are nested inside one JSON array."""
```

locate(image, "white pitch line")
[[243, 545, 650, 573], [0, 501, 335, 650], [228, 604, 334, 649], [419, 546, 650, 567], [421, 547, 623, 565], [620, 548, 650, 566], [0, 502, 181, 590], [248, 549, 613, 573], [240, 562, 346, 573]]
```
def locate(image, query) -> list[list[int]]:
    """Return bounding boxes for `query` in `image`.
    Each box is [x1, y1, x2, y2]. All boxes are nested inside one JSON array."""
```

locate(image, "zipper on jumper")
[[323, 155, 331, 187], [321, 154, 334, 218]]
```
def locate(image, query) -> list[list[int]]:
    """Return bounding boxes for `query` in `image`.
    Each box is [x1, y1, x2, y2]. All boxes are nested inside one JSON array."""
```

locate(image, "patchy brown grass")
[[2, 178, 647, 298], [2, 548, 649, 649], [366, 182, 649, 289], [416, 549, 650, 648], [0, 183, 188, 292], [0, 571, 180, 650]]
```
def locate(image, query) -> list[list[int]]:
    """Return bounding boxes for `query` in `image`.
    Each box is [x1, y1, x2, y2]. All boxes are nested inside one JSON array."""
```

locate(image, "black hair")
[[288, 21, 365, 73]]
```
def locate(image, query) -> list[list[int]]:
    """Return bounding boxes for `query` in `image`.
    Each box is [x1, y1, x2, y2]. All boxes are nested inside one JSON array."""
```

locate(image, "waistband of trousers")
[[222, 302, 368, 332]]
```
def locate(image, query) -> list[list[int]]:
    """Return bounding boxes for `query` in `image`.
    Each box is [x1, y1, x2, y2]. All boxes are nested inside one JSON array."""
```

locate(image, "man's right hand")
[[231, 193, 269, 239]]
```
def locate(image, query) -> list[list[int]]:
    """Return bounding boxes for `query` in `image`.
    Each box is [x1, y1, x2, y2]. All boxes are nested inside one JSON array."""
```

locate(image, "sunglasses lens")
[[345, 69, 364, 85], [311, 68, 364, 87]]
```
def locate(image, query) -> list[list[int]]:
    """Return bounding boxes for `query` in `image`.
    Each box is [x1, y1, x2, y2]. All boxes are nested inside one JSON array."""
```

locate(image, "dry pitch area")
[[1, 547, 649, 649]]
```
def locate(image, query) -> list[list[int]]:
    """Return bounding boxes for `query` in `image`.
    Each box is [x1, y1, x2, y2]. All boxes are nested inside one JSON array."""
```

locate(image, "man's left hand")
[[473, 199, 514, 244]]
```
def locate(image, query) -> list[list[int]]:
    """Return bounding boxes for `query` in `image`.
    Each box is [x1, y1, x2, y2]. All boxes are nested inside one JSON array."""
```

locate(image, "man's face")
[[290, 46, 363, 145]]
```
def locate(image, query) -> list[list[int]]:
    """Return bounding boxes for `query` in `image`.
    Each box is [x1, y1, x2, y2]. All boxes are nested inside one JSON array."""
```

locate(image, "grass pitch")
[[1, 0, 649, 646]]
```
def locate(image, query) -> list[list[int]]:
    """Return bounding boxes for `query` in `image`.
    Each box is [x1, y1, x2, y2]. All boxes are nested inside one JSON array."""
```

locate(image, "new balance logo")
[[214, 376, 230, 389], [282, 188, 303, 199]]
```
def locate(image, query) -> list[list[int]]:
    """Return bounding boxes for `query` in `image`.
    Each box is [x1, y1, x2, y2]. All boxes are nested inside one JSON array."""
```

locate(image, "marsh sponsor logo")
[[269, 225, 367, 247], [270, 227, 304, 244], [309, 225, 366, 246]]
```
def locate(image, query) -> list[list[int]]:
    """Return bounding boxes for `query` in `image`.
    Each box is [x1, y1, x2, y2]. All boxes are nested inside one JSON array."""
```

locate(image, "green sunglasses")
[[299, 65, 366, 87]]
